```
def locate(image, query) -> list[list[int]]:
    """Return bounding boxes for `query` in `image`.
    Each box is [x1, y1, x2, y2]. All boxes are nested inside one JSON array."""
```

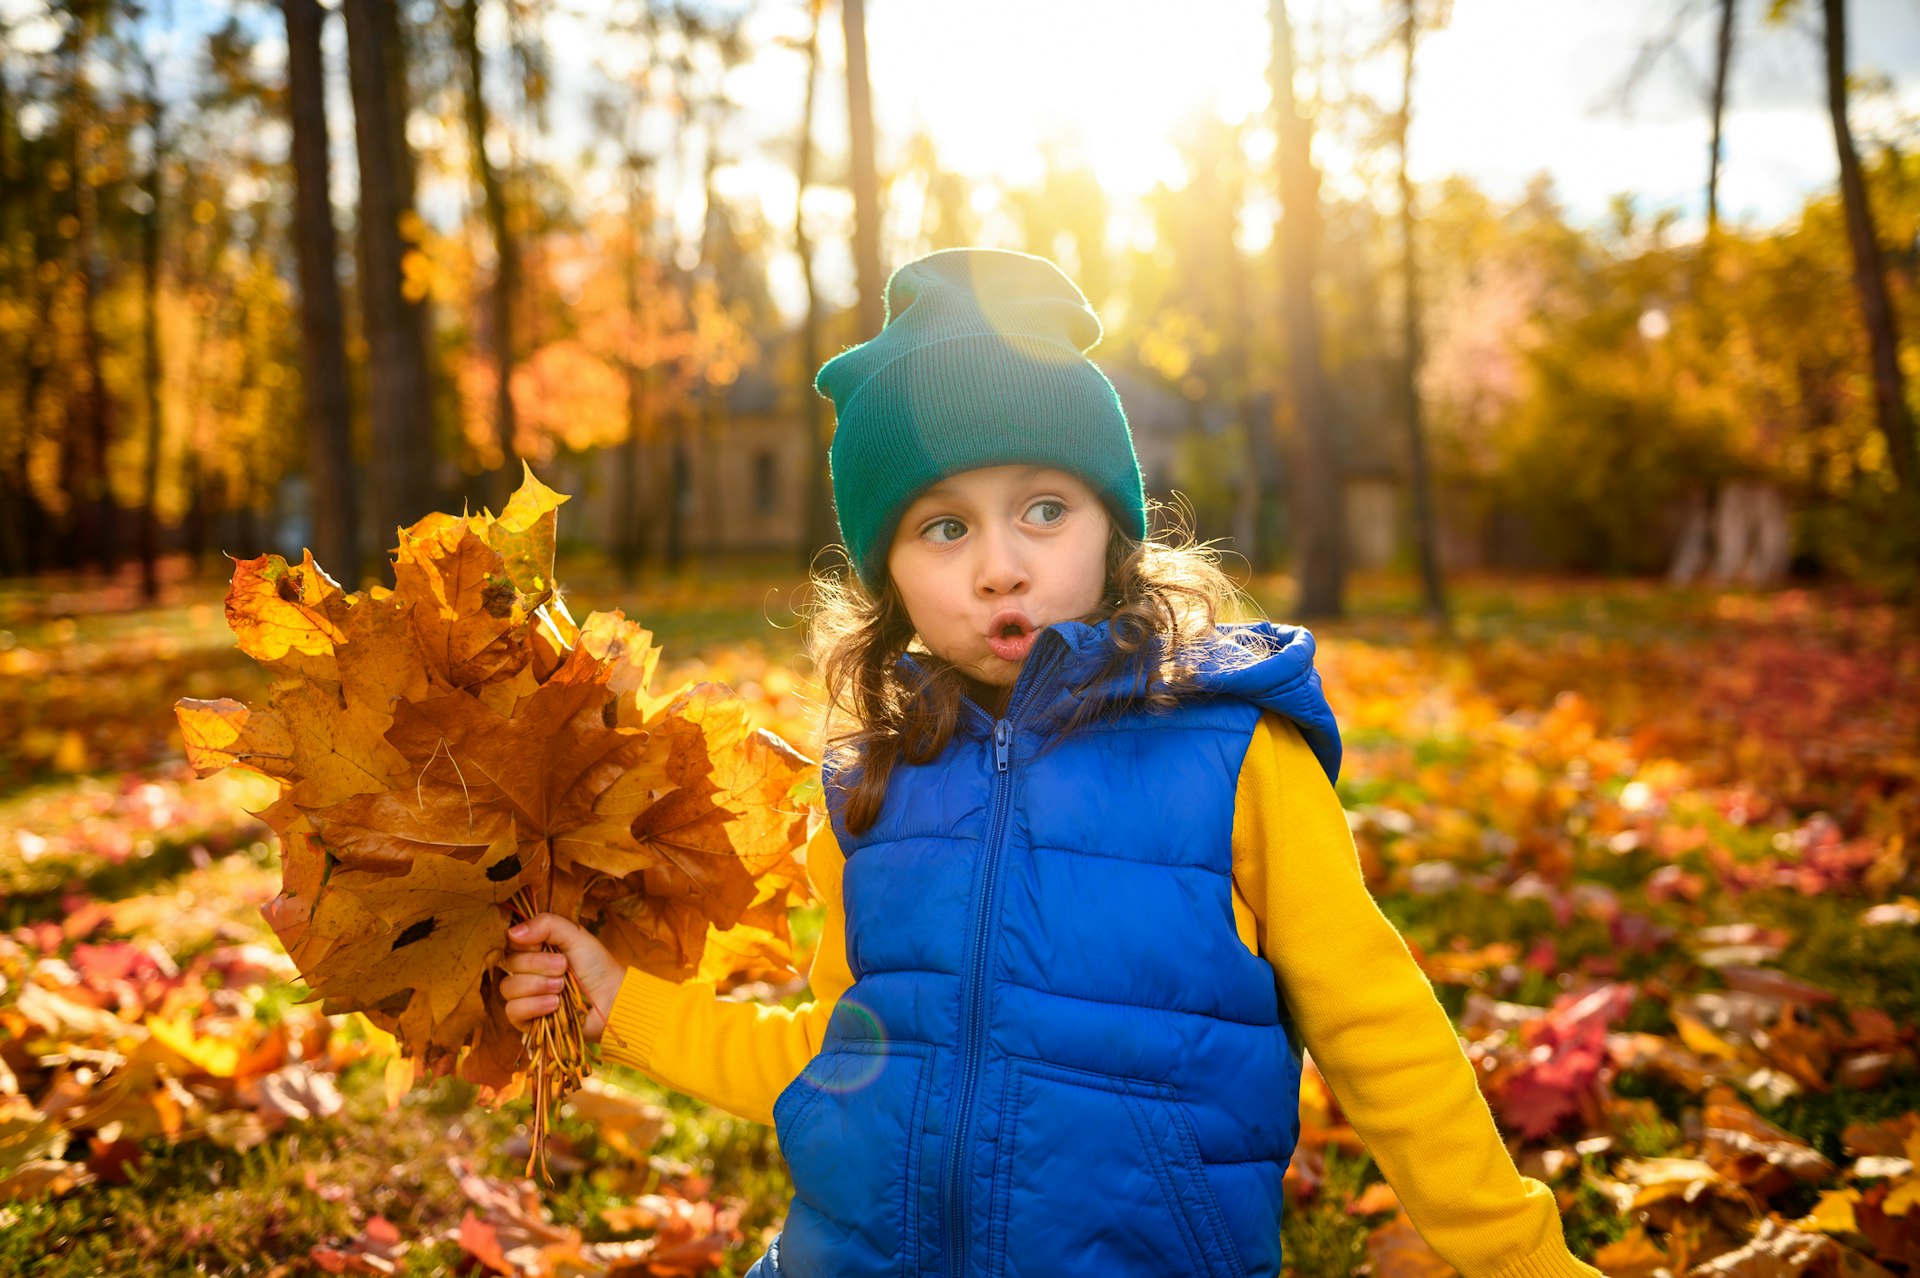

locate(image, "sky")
[[673, 0, 1920, 317]]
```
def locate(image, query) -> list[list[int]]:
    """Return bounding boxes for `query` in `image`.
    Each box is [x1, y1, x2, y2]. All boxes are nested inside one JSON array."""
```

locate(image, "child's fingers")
[[507, 913, 584, 951], [504, 992, 562, 1030], [501, 949, 568, 977], [499, 971, 567, 1002]]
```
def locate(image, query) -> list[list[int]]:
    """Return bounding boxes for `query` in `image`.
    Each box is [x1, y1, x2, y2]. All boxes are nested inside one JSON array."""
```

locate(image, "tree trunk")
[[76, 101, 114, 575], [1822, 0, 1918, 496], [138, 68, 165, 600], [841, 0, 885, 339], [63, 21, 114, 576], [285, 0, 360, 584], [1213, 128, 1272, 571], [796, 0, 832, 570], [1707, 0, 1735, 235], [1268, 0, 1344, 618], [664, 418, 687, 571], [343, 0, 437, 569], [617, 157, 651, 586], [0, 58, 33, 576], [1398, 0, 1447, 622], [697, 135, 726, 559], [455, 0, 519, 509]]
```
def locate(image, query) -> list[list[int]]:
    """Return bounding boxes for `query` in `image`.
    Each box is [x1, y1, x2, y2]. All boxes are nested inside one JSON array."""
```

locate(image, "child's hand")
[[501, 914, 625, 1045]]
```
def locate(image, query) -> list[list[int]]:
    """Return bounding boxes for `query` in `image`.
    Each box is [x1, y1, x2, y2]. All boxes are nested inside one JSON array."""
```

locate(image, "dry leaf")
[[174, 470, 816, 1097]]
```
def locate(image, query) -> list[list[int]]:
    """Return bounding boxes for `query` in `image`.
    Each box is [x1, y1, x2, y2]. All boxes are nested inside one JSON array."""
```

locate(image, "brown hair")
[[806, 507, 1254, 835]]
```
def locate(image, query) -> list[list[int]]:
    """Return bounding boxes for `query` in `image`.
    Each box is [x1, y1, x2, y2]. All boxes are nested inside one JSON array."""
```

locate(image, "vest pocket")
[[773, 1039, 935, 1278], [991, 1059, 1243, 1278]]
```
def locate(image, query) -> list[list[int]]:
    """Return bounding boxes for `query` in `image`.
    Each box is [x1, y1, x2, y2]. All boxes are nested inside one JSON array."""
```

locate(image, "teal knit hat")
[[815, 247, 1147, 594]]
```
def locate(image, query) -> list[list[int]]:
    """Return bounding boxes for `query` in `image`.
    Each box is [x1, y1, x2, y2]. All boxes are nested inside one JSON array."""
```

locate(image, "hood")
[[1036, 618, 1343, 785]]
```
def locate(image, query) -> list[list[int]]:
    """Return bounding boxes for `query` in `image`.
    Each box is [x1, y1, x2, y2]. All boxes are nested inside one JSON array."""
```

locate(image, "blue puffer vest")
[[767, 619, 1342, 1278]]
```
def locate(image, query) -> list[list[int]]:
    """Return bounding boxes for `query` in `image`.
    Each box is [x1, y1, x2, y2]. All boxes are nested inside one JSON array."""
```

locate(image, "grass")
[[3, 565, 1915, 1276]]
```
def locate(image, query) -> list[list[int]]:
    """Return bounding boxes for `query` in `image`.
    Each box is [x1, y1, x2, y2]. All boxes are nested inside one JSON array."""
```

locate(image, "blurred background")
[[5, 5, 1920, 1274], [3, 0, 1917, 614]]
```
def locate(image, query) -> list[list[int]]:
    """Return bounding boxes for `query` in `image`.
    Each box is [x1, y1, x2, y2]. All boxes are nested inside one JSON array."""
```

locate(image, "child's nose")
[[974, 528, 1029, 596]]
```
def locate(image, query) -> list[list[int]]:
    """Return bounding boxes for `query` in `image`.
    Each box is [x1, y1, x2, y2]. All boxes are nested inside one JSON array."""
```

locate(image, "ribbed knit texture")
[[814, 248, 1147, 591]]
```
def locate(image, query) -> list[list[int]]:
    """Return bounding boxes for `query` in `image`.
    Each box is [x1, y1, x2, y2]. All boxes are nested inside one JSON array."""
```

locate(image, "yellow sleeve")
[[1233, 712, 1602, 1278], [593, 819, 852, 1127]]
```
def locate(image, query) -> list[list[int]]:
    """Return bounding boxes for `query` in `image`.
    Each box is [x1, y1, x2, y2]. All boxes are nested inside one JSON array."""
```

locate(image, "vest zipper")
[[942, 640, 1066, 1278]]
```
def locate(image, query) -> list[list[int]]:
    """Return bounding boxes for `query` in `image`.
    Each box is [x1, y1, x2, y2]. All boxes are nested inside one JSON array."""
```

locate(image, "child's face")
[[885, 464, 1111, 690]]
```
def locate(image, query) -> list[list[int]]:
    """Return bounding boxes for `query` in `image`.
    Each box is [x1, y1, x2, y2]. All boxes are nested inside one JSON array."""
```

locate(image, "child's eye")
[[921, 517, 968, 544], [1026, 499, 1067, 525]]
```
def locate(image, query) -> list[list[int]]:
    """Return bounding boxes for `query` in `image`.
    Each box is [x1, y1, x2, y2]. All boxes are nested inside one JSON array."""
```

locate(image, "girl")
[[504, 248, 1606, 1278]]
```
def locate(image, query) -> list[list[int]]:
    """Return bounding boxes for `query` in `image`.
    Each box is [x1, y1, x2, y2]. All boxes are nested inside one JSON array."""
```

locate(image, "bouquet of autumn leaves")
[[172, 470, 814, 1177]]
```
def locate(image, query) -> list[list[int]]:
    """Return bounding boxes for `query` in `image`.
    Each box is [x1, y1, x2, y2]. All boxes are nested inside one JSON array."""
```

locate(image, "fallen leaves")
[[171, 468, 815, 1107], [302, 1155, 747, 1278], [7, 565, 1918, 1275]]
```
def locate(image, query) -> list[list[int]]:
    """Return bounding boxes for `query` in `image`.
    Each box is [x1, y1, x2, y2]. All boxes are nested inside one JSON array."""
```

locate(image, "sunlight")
[[866, 0, 1272, 196]]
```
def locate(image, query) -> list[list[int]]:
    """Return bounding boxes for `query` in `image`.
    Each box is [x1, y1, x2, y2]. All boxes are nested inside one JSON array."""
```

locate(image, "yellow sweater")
[[598, 713, 1603, 1278]]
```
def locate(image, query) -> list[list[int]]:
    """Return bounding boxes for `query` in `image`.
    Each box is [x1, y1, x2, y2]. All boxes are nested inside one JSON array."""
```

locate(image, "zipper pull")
[[994, 719, 1011, 772]]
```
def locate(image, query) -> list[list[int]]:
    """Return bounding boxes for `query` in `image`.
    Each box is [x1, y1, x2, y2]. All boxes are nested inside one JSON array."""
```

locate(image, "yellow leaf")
[[384, 1057, 417, 1112], [1798, 1188, 1862, 1234], [487, 462, 570, 596], [145, 1013, 242, 1078], [175, 698, 296, 781], [225, 551, 346, 680]]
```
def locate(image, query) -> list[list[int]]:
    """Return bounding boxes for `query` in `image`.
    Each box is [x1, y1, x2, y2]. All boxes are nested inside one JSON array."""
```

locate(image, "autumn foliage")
[[170, 471, 813, 1103]]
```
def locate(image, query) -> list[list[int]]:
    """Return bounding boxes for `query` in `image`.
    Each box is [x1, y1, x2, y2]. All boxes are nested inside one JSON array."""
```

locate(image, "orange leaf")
[[1367, 1213, 1458, 1278]]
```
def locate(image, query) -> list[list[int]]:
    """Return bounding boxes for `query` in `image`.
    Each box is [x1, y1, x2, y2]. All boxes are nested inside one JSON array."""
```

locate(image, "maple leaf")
[[303, 838, 542, 1054], [224, 550, 348, 683], [381, 676, 656, 888], [487, 463, 568, 596], [597, 892, 715, 982], [393, 518, 532, 691], [577, 609, 661, 705], [176, 698, 297, 783], [174, 469, 816, 1105]]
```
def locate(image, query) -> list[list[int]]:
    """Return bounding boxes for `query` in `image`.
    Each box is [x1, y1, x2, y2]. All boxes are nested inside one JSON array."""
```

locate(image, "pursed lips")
[[985, 610, 1037, 663]]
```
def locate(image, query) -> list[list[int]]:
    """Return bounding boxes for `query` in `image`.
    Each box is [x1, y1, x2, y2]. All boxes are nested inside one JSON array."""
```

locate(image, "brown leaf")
[[334, 591, 432, 714], [245, 1063, 344, 1126], [1597, 1227, 1674, 1278], [598, 893, 713, 982], [1367, 1212, 1459, 1278], [309, 787, 516, 873], [303, 839, 541, 1052], [1686, 1219, 1894, 1277], [564, 1079, 668, 1164], [276, 680, 412, 810], [449, 1156, 578, 1254], [176, 698, 298, 782], [386, 679, 645, 851], [577, 610, 661, 707], [458, 985, 530, 1100], [1842, 1114, 1920, 1159], [311, 1215, 409, 1275], [457, 1212, 515, 1276], [393, 519, 528, 690], [189, 472, 806, 1109], [1705, 1089, 1836, 1196]]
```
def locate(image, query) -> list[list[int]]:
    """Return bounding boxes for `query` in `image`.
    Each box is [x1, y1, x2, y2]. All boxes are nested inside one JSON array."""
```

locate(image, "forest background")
[[2, 0, 1920, 1276], [2, 0, 1918, 603]]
